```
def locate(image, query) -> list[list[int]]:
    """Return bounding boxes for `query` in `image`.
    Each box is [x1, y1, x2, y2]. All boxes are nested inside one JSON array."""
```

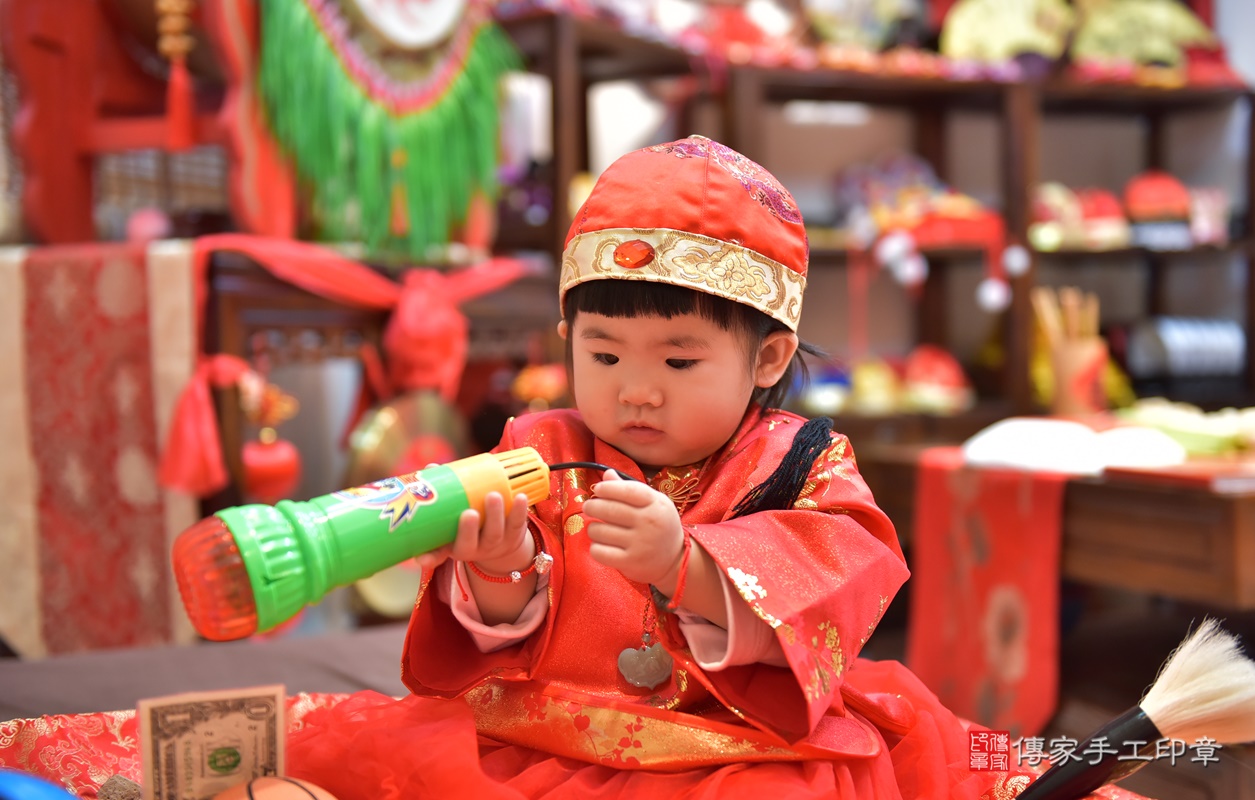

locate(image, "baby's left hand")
[[583, 470, 684, 586]]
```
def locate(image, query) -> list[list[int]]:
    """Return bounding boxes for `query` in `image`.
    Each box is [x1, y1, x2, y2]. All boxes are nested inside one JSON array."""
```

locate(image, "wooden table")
[[857, 443, 1255, 610]]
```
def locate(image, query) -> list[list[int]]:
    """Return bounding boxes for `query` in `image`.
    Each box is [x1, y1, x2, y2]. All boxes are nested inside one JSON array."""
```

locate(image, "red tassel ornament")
[[156, 0, 198, 151], [166, 54, 196, 151]]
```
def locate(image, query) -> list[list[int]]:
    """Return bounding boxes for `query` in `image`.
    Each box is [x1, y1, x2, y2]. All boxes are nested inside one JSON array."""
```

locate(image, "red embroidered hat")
[[561, 135, 809, 331]]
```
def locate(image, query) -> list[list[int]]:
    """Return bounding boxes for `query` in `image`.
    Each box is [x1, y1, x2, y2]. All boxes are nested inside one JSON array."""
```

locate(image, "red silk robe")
[[287, 407, 1153, 799], [394, 406, 992, 796]]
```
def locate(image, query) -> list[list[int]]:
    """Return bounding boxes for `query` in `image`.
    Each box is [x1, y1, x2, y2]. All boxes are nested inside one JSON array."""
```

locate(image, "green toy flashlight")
[[172, 447, 550, 640]]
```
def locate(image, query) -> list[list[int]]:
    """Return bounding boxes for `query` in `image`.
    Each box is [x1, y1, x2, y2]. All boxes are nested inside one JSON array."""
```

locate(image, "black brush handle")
[[1017, 707, 1161, 800]]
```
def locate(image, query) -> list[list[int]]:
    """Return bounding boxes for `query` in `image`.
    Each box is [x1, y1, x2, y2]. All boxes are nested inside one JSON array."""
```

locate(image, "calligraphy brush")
[[1019, 618, 1255, 799]]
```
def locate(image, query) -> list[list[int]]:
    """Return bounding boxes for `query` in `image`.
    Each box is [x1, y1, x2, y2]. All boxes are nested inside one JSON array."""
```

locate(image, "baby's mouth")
[[622, 423, 663, 439]]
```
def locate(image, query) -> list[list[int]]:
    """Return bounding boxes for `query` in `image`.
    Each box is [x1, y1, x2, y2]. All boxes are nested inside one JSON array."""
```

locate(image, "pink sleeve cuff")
[[676, 572, 787, 670], [436, 561, 550, 653]]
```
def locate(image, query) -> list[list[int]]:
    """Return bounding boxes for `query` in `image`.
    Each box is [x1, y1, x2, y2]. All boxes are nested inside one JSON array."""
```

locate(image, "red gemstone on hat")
[[613, 239, 655, 269]]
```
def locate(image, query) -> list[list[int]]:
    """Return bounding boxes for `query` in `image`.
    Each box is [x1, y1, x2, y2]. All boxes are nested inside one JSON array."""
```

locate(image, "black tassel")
[[730, 417, 834, 518]]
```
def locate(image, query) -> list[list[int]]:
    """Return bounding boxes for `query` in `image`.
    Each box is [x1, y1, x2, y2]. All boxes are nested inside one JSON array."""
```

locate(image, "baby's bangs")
[[564, 280, 743, 331]]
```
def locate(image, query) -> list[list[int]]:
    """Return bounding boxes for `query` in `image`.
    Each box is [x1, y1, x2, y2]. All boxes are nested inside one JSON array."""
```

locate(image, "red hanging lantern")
[[238, 369, 302, 504]]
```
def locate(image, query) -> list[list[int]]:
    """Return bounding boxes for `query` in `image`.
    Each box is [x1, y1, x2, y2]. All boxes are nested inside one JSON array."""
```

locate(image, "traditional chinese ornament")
[[342, 389, 469, 487], [511, 363, 568, 412], [155, 0, 198, 150], [238, 368, 302, 504], [618, 598, 674, 689], [257, 0, 519, 260], [1070, 0, 1216, 85], [940, 0, 1075, 79]]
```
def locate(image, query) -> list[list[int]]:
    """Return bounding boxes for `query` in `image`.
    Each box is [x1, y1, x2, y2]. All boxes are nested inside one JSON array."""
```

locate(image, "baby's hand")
[[414, 491, 533, 577], [583, 470, 684, 586]]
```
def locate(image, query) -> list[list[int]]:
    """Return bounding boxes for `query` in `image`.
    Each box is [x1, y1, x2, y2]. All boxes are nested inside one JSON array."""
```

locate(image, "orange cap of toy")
[[561, 135, 809, 331]]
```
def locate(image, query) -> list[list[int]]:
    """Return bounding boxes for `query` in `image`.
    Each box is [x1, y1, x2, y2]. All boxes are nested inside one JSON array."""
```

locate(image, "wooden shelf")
[[1034, 240, 1250, 260], [821, 402, 1014, 449], [810, 245, 989, 266], [1041, 79, 1249, 114], [495, 215, 552, 253], [491, 9, 1255, 423], [499, 11, 694, 82], [751, 65, 1005, 111], [683, 64, 1248, 116]]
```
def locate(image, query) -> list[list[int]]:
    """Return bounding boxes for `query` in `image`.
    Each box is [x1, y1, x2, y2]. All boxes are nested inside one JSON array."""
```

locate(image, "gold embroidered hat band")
[[560, 136, 810, 332]]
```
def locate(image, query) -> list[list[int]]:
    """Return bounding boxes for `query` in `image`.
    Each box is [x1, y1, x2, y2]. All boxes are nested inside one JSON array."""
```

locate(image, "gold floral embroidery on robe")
[[982, 774, 1032, 799], [561, 467, 592, 536], [801, 620, 845, 702], [861, 595, 889, 646], [652, 464, 703, 515], [486, 690, 791, 768]]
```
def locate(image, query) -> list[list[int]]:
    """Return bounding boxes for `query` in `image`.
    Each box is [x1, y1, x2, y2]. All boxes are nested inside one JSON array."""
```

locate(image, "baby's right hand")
[[414, 491, 533, 577]]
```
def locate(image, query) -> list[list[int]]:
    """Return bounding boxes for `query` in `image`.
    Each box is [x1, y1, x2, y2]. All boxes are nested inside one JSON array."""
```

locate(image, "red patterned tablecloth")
[[0, 693, 347, 797], [906, 447, 1068, 739]]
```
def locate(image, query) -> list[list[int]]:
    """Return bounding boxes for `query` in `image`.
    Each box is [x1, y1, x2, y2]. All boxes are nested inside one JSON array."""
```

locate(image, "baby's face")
[[566, 311, 756, 470]]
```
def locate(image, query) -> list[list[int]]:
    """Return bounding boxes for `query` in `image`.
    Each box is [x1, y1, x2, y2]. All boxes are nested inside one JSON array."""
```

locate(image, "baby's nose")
[[619, 380, 662, 407]]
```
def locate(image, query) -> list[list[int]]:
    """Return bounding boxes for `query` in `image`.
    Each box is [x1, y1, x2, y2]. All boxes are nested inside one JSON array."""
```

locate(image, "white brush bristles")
[[1140, 618, 1255, 744]]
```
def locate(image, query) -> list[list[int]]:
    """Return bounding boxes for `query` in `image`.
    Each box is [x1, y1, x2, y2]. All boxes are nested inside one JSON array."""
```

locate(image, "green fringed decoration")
[[257, 0, 520, 262]]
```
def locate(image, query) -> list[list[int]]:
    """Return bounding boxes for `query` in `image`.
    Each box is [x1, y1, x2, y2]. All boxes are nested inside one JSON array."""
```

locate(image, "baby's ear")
[[754, 330, 799, 388], [557, 319, 569, 340]]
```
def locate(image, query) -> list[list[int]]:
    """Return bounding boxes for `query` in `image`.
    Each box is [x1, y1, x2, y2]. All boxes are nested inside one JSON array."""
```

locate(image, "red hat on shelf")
[[561, 135, 809, 331], [1124, 170, 1192, 222]]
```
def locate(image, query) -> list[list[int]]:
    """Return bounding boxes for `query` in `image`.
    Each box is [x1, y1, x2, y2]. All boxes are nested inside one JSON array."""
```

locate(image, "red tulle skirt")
[[286, 659, 1000, 800]]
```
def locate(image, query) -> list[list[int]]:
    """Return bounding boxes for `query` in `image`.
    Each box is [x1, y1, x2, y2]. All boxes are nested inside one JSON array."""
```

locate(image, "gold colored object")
[[1031, 285, 1108, 416], [155, 0, 197, 59]]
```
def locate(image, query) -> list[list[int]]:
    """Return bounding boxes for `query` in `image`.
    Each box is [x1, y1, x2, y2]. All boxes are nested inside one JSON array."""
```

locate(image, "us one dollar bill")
[[139, 684, 285, 800]]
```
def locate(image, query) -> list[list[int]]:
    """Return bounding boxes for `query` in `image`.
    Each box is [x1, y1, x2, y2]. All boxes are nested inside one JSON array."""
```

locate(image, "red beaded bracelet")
[[467, 530, 553, 584]]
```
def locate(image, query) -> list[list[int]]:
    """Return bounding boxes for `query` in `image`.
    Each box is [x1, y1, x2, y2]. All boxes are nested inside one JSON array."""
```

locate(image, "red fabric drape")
[[905, 447, 1068, 740], [17, 243, 189, 654], [157, 234, 530, 497]]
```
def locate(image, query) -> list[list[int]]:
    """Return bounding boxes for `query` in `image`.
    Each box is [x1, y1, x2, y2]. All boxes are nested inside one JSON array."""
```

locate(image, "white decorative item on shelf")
[[890, 252, 928, 287], [976, 275, 1011, 312], [963, 417, 1186, 476], [1095, 425, 1187, 470], [1189, 187, 1230, 246], [1126, 317, 1245, 379], [964, 417, 1107, 475], [1003, 243, 1031, 276], [1130, 220, 1193, 251]]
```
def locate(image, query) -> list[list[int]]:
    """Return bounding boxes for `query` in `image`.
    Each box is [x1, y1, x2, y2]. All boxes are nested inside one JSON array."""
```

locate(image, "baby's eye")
[[592, 353, 619, 365], [666, 359, 697, 370]]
